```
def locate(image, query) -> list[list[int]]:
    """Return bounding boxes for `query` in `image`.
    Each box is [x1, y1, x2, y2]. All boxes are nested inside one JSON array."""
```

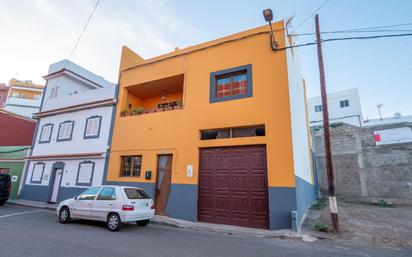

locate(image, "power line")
[[340, 22, 412, 32], [292, 29, 412, 37], [291, 0, 333, 33], [47, 0, 101, 100], [278, 32, 412, 51], [67, 0, 101, 61]]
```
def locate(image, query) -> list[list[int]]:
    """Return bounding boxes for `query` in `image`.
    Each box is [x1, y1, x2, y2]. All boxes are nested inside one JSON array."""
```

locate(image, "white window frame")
[[76, 161, 95, 186], [84, 116, 102, 139], [30, 163, 45, 184], [57, 121, 74, 142], [39, 124, 53, 143]]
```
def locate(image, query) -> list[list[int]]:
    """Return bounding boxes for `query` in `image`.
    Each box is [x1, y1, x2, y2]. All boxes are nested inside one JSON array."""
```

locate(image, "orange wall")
[[125, 91, 183, 111], [107, 21, 297, 188]]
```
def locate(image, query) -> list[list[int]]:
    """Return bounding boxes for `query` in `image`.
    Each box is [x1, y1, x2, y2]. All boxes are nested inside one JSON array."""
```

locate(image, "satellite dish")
[[394, 113, 402, 119]]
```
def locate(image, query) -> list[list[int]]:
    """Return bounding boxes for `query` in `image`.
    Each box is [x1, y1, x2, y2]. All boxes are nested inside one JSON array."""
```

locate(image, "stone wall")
[[312, 122, 412, 205]]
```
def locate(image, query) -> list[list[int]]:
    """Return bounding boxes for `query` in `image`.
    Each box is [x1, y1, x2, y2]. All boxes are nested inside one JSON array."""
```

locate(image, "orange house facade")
[[105, 21, 316, 230]]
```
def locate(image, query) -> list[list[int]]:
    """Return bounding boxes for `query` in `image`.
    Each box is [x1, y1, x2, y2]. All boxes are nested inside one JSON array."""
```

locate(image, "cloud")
[[0, 0, 200, 84]]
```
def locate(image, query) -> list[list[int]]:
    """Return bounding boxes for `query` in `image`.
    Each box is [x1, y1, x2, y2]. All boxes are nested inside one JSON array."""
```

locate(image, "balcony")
[[6, 96, 42, 108], [121, 74, 184, 117]]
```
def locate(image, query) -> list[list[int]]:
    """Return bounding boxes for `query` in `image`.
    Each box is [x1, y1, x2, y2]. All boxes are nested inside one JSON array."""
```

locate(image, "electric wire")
[[277, 32, 412, 51], [291, 0, 333, 33]]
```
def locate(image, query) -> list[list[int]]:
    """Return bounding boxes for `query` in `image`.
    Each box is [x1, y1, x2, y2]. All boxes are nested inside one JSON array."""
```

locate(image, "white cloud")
[[0, 0, 200, 84]]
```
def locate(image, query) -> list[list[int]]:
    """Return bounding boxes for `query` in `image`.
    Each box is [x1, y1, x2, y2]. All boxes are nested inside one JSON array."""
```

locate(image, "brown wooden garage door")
[[198, 145, 269, 229]]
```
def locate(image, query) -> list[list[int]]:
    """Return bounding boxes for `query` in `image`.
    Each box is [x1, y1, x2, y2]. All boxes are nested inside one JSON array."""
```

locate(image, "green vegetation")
[[311, 197, 327, 210], [314, 222, 329, 232]]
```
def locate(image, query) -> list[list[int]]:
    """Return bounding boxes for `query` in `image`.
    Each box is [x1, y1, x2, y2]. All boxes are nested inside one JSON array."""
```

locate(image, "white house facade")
[[21, 60, 117, 203], [307, 88, 363, 127]]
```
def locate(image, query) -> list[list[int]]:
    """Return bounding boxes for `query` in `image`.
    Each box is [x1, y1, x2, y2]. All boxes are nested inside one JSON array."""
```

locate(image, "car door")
[[91, 187, 116, 221], [71, 187, 101, 219]]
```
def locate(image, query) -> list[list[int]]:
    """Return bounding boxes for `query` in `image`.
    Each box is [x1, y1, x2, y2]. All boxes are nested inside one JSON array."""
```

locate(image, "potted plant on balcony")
[[132, 106, 145, 115], [174, 99, 183, 110], [121, 109, 130, 117]]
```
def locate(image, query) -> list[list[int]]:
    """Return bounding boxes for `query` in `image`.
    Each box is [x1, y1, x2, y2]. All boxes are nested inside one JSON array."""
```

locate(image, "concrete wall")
[[312, 122, 412, 205]]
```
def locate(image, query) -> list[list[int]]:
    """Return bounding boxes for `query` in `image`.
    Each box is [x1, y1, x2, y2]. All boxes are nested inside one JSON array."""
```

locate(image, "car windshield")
[[124, 188, 150, 199]]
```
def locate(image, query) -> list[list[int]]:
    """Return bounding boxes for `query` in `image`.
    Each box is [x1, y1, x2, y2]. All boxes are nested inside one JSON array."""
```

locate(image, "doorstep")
[[151, 215, 317, 241], [7, 199, 56, 211]]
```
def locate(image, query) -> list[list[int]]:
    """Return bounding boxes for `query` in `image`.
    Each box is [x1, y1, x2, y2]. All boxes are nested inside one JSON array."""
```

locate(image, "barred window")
[[120, 156, 142, 177]]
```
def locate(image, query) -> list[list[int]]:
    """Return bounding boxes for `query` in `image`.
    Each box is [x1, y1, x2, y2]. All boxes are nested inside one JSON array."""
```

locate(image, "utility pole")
[[315, 14, 339, 232]]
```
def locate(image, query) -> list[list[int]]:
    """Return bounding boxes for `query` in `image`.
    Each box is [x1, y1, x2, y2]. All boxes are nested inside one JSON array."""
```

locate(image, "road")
[[0, 205, 410, 257]]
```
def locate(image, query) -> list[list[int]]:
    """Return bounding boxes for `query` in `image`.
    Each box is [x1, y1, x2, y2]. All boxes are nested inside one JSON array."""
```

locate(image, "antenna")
[[377, 103, 383, 121]]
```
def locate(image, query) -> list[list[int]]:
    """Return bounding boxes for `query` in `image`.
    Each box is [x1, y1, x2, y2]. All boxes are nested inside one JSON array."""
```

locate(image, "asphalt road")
[[0, 205, 410, 257]]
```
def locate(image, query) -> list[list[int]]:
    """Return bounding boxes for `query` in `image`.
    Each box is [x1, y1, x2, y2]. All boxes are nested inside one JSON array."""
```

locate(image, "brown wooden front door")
[[198, 145, 269, 229], [155, 154, 173, 215]]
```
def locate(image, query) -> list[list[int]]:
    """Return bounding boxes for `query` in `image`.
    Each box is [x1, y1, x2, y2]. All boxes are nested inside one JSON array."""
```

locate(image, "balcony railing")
[[120, 101, 183, 117]]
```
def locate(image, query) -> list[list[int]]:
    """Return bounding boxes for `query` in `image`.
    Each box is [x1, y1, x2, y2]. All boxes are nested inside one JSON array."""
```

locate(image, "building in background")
[[3, 78, 44, 118], [0, 109, 36, 199], [21, 60, 116, 204], [0, 83, 9, 107], [106, 21, 315, 230], [307, 88, 363, 127], [363, 113, 412, 126]]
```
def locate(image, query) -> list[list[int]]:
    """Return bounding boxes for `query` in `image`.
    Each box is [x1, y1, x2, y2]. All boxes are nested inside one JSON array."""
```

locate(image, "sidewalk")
[[7, 199, 57, 211], [6, 199, 316, 241]]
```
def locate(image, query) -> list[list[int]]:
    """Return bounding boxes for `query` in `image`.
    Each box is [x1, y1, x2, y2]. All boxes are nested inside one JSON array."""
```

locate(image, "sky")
[[0, 0, 411, 120]]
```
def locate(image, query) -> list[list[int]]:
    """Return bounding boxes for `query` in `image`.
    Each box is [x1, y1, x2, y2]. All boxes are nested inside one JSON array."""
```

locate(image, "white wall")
[[286, 40, 313, 184], [32, 105, 112, 156], [25, 158, 105, 188], [42, 84, 115, 112], [24, 60, 116, 191], [307, 88, 363, 127], [3, 105, 40, 118]]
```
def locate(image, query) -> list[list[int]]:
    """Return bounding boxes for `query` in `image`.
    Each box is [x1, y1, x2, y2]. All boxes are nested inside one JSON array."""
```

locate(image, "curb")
[[151, 217, 317, 241], [7, 201, 317, 242], [6, 201, 56, 211]]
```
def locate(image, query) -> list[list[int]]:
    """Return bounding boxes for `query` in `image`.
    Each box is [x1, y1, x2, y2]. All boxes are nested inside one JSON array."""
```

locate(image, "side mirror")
[[73, 196, 78, 200]]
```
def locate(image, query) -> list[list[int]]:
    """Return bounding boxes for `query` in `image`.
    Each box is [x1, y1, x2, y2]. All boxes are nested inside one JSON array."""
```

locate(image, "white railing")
[[6, 96, 42, 107]]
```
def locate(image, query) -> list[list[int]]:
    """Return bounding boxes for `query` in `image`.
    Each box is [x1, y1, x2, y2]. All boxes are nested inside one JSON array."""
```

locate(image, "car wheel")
[[59, 207, 71, 223], [0, 201, 5, 206], [107, 213, 121, 232], [136, 219, 150, 227]]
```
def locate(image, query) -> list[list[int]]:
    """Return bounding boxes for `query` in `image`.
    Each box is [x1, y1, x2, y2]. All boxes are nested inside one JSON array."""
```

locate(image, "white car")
[[56, 186, 155, 231]]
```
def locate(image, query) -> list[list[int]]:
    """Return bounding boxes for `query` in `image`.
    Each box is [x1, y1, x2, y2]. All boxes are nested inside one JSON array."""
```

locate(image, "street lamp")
[[262, 8, 279, 50]]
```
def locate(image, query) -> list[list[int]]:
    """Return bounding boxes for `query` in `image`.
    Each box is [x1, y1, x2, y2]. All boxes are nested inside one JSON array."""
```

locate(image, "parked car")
[[56, 186, 155, 231], [0, 174, 11, 206]]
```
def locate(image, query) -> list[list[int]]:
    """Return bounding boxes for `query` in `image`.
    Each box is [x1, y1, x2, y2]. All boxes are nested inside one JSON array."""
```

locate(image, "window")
[[210, 64, 252, 103], [49, 86, 59, 98], [76, 161, 94, 186], [120, 156, 142, 177], [340, 99, 349, 108], [124, 188, 150, 199], [96, 187, 116, 200], [314, 105, 323, 112], [200, 125, 265, 140], [30, 163, 45, 183], [39, 124, 53, 143], [57, 121, 74, 141], [84, 116, 102, 139], [0, 168, 9, 174], [78, 187, 101, 200]]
